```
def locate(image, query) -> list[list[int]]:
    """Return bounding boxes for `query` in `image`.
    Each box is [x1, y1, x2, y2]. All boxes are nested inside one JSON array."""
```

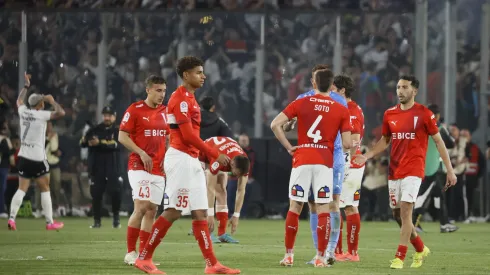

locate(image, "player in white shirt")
[[8, 73, 66, 231]]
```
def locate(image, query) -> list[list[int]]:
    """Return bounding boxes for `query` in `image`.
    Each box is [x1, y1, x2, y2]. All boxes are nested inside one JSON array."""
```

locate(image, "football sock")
[[327, 211, 341, 253], [346, 213, 361, 255], [139, 230, 151, 254], [126, 226, 140, 253], [9, 189, 25, 220], [309, 212, 318, 249], [285, 211, 299, 254], [193, 220, 218, 267], [41, 191, 54, 224], [316, 213, 329, 256], [216, 209, 228, 236], [139, 216, 172, 260], [410, 235, 425, 253], [395, 245, 408, 261], [335, 214, 343, 254]]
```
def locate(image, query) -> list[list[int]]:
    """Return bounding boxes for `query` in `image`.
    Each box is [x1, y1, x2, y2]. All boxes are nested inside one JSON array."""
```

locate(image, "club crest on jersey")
[[317, 186, 330, 199], [211, 161, 220, 171], [354, 190, 360, 201], [180, 101, 188, 112], [122, 112, 130, 123], [163, 193, 169, 205], [291, 184, 304, 198]]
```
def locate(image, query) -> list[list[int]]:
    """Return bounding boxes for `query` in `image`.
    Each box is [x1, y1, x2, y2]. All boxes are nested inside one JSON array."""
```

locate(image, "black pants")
[[90, 175, 122, 223], [446, 173, 466, 221], [413, 173, 449, 225], [465, 174, 479, 216]]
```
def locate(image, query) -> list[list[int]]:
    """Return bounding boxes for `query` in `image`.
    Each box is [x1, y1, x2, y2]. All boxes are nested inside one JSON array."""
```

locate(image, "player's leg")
[[89, 175, 107, 228], [305, 199, 319, 265], [215, 173, 238, 243], [8, 176, 30, 230], [325, 166, 344, 261], [311, 164, 334, 267], [35, 172, 64, 230], [281, 166, 310, 267]]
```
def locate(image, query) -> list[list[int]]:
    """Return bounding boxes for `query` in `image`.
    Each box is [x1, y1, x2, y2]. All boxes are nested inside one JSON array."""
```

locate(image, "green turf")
[[0, 218, 489, 274]]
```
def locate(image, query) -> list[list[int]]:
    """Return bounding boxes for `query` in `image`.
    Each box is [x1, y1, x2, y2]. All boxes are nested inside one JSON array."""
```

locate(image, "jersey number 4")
[[307, 115, 323, 143]]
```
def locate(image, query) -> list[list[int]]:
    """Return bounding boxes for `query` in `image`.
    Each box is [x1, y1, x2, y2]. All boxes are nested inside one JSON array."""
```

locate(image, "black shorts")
[[17, 157, 50, 179]]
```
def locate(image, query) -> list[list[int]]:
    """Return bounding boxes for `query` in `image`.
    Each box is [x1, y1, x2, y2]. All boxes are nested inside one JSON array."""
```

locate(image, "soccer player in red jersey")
[[135, 56, 240, 275], [330, 75, 364, 262], [119, 75, 169, 266], [271, 69, 352, 268], [353, 75, 457, 269], [200, 136, 250, 243]]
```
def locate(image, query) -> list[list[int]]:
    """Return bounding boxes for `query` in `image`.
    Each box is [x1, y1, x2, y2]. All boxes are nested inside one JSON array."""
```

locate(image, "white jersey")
[[18, 105, 52, 161]]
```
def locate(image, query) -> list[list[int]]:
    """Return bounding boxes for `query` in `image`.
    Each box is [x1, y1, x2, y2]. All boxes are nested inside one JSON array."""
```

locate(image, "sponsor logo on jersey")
[[309, 97, 335, 104], [291, 184, 304, 197], [392, 132, 416, 140], [144, 129, 167, 137]]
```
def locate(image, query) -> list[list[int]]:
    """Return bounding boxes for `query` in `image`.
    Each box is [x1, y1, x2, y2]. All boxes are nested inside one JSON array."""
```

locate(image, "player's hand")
[[216, 154, 230, 166], [443, 171, 457, 191], [207, 215, 215, 233], [24, 72, 31, 87], [228, 216, 239, 234], [43, 94, 55, 104], [139, 151, 153, 172], [352, 154, 367, 166], [287, 146, 298, 156]]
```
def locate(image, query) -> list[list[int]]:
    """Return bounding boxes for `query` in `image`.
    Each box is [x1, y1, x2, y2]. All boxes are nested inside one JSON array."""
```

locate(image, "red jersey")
[[200, 136, 248, 175], [283, 93, 352, 168], [382, 103, 439, 180], [120, 101, 169, 176], [347, 100, 365, 169], [166, 86, 202, 158]]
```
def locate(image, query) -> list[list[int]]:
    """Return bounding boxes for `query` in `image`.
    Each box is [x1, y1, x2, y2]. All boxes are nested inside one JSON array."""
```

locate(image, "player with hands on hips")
[[352, 75, 457, 269]]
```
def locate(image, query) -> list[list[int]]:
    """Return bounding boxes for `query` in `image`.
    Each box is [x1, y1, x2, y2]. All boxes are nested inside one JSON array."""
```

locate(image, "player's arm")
[[364, 113, 391, 160], [340, 107, 352, 150], [271, 113, 295, 152], [118, 131, 145, 155], [16, 72, 31, 108], [233, 175, 248, 216], [431, 133, 455, 174], [43, 95, 66, 120]]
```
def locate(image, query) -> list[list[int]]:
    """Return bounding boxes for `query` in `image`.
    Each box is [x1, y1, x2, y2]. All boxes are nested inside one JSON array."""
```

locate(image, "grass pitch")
[[0, 218, 489, 274]]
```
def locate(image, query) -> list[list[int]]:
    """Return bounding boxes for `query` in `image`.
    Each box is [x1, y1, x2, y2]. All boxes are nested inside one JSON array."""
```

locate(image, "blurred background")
[[0, 0, 489, 224]]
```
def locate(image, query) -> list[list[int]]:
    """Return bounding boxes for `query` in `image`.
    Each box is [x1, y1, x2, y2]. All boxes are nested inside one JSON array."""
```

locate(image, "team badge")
[[291, 184, 304, 198], [180, 101, 188, 112], [122, 112, 130, 123], [354, 189, 360, 201], [211, 161, 220, 171], [317, 186, 330, 199]]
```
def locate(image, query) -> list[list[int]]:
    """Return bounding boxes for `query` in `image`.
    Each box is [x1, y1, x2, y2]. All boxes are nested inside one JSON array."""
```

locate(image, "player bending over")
[[119, 75, 169, 266], [284, 65, 350, 265], [353, 75, 457, 269], [135, 56, 240, 275], [330, 75, 364, 262], [8, 72, 65, 231], [200, 136, 250, 244], [271, 69, 352, 268]]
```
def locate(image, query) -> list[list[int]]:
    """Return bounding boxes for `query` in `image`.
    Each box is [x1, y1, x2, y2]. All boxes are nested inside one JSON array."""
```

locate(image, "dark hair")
[[427, 103, 439, 115], [200, 96, 215, 111], [176, 56, 204, 78], [399, 75, 419, 89], [145, 75, 166, 88], [312, 64, 329, 73], [234, 155, 250, 176], [314, 69, 334, 93], [333, 74, 354, 98]]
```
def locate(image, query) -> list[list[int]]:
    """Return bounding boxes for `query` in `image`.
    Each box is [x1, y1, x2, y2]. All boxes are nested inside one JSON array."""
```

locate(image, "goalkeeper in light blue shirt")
[[283, 65, 348, 265]]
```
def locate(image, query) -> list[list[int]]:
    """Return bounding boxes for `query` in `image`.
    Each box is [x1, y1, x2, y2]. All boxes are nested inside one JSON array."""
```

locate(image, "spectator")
[[199, 96, 233, 140], [0, 122, 13, 218], [446, 124, 468, 221]]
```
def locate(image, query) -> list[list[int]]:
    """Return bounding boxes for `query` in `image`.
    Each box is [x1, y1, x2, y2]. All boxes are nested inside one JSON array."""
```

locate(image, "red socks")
[[192, 220, 218, 267], [410, 235, 425, 253], [335, 214, 343, 254], [127, 226, 140, 253], [140, 216, 172, 260], [346, 213, 361, 255], [325, 213, 331, 243], [285, 211, 299, 254], [395, 245, 408, 260], [317, 213, 329, 256], [216, 211, 228, 236], [139, 230, 151, 254]]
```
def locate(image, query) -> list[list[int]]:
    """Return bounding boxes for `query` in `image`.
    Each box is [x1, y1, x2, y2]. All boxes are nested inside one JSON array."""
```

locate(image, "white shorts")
[[128, 170, 166, 205], [164, 148, 208, 215], [289, 165, 333, 204], [340, 167, 365, 208], [388, 176, 422, 209]]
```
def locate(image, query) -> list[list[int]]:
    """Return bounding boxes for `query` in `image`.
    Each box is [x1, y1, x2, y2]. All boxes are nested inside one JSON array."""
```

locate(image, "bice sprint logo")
[[291, 184, 304, 197]]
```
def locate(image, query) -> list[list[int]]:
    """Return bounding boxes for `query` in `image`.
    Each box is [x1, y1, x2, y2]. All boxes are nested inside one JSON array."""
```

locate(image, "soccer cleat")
[[325, 251, 336, 266], [46, 221, 64, 230], [135, 259, 166, 274], [335, 253, 348, 261], [204, 262, 241, 274], [188, 227, 194, 236], [306, 255, 316, 265], [210, 232, 221, 243], [341, 253, 360, 262], [390, 258, 404, 269], [124, 251, 138, 266], [218, 233, 239, 244], [440, 223, 458, 233], [7, 219, 16, 231], [279, 253, 294, 267], [313, 256, 327, 267], [410, 246, 430, 268]]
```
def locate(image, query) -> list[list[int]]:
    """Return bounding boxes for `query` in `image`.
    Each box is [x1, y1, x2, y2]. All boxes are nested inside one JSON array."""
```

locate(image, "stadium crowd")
[[0, 0, 488, 223]]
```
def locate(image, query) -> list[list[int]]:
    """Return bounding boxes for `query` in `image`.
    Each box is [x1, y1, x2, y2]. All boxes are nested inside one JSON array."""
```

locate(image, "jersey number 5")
[[307, 115, 323, 143]]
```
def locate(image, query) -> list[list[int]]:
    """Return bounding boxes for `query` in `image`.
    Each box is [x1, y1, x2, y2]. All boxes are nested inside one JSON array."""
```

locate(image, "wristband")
[[207, 208, 214, 216], [232, 212, 240, 218]]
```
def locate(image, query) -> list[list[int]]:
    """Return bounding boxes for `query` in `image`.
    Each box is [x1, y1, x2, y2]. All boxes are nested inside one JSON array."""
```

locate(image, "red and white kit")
[[200, 136, 248, 175]]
